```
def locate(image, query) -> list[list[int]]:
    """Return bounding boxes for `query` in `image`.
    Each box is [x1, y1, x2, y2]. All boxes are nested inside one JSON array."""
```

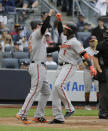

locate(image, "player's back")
[[29, 29, 46, 62]]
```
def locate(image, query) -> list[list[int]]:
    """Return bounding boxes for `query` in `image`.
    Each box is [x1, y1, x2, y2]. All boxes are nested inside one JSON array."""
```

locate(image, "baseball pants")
[[84, 69, 99, 93], [18, 62, 50, 118], [52, 64, 76, 121]]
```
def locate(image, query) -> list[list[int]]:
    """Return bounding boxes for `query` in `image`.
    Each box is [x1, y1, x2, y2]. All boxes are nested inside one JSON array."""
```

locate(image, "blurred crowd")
[[52, 0, 108, 16], [0, 0, 38, 13], [0, 0, 107, 70]]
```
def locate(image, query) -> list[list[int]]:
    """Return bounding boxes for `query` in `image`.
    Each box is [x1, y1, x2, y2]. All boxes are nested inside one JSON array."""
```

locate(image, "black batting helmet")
[[63, 23, 77, 36], [30, 19, 42, 30]]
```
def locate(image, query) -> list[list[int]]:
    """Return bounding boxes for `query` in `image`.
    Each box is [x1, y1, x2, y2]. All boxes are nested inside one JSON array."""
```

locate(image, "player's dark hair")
[[66, 24, 77, 36], [30, 20, 42, 30]]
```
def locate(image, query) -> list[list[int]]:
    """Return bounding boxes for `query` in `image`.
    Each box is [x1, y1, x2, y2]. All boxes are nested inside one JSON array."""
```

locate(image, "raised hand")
[[56, 13, 62, 21], [48, 9, 55, 16], [90, 66, 97, 76]]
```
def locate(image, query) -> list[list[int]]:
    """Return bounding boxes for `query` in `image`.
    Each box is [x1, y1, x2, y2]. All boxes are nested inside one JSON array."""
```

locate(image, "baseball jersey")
[[58, 37, 84, 65], [85, 47, 98, 69], [29, 28, 47, 63]]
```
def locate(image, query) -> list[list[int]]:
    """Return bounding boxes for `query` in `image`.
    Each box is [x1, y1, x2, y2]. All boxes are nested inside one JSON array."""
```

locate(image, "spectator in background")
[[83, 23, 91, 32], [0, 0, 15, 12], [0, 2, 5, 14], [46, 53, 57, 67], [92, 17, 107, 43], [10, 24, 23, 43], [56, 0, 61, 7], [15, 35, 28, 51], [96, 0, 108, 16], [44, 32, 54, 47], [89, 0, 97, 7], [61, 0, 72, 16], [77, 15, 85, 31], [23, 0, 38, 8], [1, 34, 13, 52], [15, 0, 23, 7], [1, 28, 9, 41], [0, 21, 5, 32]]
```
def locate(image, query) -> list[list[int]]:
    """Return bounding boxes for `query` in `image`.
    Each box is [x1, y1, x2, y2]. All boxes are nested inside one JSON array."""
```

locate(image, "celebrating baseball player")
[[49, 13, 97, 124], [16, 9, 54, 124]]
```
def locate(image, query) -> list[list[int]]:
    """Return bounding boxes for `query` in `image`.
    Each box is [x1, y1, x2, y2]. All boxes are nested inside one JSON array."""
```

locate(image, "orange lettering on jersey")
[[29, 45, 32, 52], [63, 50, 66, 56], [28, 35, 32, 52]]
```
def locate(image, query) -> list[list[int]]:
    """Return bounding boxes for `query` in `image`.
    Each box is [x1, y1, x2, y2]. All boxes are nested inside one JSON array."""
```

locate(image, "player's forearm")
[[80, 51, 92, 67], [41, 16, 50, 35], [47, 46, 60, 53], [58, 21, 63, 35]]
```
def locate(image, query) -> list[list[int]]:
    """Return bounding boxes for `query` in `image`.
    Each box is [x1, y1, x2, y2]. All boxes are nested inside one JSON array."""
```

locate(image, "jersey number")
[[63, 50, 66, 56]]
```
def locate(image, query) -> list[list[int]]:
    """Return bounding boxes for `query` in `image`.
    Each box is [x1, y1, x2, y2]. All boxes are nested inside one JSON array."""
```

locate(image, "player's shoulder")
[[70, 37, 81, 44], [85, 47, 90, 51]]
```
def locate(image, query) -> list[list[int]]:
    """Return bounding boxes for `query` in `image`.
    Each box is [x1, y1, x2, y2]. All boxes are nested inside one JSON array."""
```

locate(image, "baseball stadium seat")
[[3, 52, 12, 58], [47, 64, 58, 70], [4, 46, 14, 52], [23, 47, 29, 52], [19, 58, 30, 66], [77, 32, 91, 47], [2, 58, 19, 68], [12, 51, 29, 59]]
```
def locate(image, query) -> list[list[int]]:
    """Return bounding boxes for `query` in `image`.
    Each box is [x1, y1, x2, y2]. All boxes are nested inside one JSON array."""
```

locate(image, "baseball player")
[[16, 9, 54, 124], [49, 13, 97, 124], [84, 36, 99, 110]]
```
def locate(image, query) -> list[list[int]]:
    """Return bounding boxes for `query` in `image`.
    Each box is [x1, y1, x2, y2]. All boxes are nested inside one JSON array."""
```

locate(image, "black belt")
[[59, 62, 70, 66], [31, 61, 45, 66]]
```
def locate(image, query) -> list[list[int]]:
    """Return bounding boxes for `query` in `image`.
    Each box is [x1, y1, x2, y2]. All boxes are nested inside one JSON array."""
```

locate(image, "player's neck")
[[67, 35, 74, 40]]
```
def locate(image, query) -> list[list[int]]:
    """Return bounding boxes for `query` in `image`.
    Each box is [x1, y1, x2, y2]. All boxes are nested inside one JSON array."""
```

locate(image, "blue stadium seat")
[[2, 58, 19, 68], [12, 51, 29, 59], [77, 32, 91, 47], [23, 47, 29, 52], [3, 52, 12, 58], [19, 59, 30, 66], [52, 51, 58, 64], [4, 46, 14, 52], [47, 64, 58, 70]]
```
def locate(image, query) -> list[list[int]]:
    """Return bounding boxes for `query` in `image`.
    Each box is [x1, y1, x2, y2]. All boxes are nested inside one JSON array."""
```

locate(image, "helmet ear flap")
[[30, 20, 42, 30], [66, 24, 77, 36]]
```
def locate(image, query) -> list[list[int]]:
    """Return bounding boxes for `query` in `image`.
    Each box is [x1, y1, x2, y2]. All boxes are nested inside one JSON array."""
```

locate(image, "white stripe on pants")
[[18, 63, 50, 118], [52, 64, 76, 121]]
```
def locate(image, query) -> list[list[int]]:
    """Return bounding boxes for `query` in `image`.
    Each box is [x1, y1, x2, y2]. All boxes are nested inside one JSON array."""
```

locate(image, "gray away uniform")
[[52, 37, 85, 121], [18, 28, 50, 118]]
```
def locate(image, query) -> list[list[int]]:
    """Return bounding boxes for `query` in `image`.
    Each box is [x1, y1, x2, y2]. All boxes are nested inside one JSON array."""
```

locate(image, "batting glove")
[[56, 13, 62, 21], [90, 66, 97, 77]]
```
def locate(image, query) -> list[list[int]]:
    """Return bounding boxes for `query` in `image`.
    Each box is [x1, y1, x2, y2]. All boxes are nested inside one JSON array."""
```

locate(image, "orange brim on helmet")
[[63, 25, 72, 31]]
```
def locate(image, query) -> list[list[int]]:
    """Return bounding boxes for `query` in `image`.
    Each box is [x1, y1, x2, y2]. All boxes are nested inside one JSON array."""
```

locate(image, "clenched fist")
[[90, 66, 97, 77]]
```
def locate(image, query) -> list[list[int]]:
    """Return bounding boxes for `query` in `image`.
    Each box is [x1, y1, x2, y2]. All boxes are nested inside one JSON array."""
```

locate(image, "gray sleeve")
[[72, 40, 85, 54], [34, 29, 42, 40]]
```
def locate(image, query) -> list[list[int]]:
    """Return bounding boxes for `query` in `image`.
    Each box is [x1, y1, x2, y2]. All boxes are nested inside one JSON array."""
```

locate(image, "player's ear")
[[37, 25, 40, 28]]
